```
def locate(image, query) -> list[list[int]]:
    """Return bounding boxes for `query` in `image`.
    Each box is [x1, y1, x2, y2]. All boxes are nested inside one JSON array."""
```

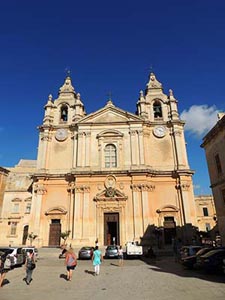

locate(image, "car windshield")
[[81, 247, 92, 250], [107, 246, 117, 250], [196, 248, 212, 256], [202, 249, 225, 257], [0, 248, 14, 254]]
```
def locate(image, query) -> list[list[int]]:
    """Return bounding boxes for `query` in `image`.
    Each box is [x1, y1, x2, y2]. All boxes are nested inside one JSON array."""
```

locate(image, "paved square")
[[0, 248, 224, 300]]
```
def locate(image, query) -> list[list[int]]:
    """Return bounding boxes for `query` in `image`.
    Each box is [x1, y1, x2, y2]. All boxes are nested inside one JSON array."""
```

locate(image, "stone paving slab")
[[0, 248, 225, 300]]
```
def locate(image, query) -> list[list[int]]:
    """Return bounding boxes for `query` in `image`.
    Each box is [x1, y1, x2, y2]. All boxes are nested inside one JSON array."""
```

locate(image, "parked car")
[[180, 245, 202, 260], [0, 247, 26, 267], [105, 245, 118, 259], [181, 247, 214, 269], [78, 246, 94, 260], [222, 258, 225, 274], [197, 248, 225, 273]]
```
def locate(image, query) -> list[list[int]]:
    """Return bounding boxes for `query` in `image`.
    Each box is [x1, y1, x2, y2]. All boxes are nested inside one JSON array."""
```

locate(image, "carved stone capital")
[[130, 130, 137, 136], [173, 130, 182, 137], [33, 183, 47, 195], [131, 184, 155, 192], [41, 134, 52, 141], [67, 182, 75, 192], [75, 185, 90, 193]]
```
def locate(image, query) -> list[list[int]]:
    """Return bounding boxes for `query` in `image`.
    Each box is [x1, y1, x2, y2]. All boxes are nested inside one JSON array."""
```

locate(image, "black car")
[[105, 245, 118, 259], [78, 246, 94, 260], [181, 247, 214, 269], [197, 248, 225, 273], [180, 245, 202, 260]]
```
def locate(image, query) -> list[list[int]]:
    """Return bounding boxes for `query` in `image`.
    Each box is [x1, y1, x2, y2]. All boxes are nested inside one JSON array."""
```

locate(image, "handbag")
[[4, 257, 11, 269], [30, 262, 36, 270]]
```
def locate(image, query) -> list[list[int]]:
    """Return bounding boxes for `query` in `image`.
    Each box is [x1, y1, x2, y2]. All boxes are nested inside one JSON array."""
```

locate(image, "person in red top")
[[65, 248, 77, 281]]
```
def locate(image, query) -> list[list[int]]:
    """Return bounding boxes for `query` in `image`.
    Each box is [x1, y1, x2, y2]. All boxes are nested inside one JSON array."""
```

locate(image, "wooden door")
[[49, 220, 61, 246]]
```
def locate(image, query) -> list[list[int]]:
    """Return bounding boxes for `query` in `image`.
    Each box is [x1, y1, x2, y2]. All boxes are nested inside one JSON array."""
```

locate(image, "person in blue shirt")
[[92, 246, 103, 276]]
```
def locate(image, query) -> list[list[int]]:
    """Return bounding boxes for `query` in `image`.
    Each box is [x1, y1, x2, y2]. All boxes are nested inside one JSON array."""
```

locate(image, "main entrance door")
[[49, 219, 61, 247], [163, 216, 176, 244], [104, 213, 119, 245], [22, 225, 29, 245]]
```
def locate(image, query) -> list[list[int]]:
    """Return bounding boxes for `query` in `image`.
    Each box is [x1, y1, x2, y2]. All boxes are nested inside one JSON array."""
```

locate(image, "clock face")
[[55, 128, 68, 141], [153, 126, 166, 138]]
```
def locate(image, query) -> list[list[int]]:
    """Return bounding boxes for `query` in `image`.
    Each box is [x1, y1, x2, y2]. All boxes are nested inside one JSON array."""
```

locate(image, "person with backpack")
[[0, 252, 11, 288], [65, 248, 77, 281], [92, 246, 103, 276], [23, 249, 36, 285]]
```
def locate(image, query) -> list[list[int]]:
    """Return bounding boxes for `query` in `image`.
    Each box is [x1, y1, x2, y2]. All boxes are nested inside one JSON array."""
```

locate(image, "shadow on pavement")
[[110, 263, 119, 267], [59, 274, 68, 281], [84, 269, 95, 276], [141, 256, 225, 284], [2, 279, 10, 287]]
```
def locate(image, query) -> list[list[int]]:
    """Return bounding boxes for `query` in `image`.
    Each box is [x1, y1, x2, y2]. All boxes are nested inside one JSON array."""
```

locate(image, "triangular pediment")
[[94, 188, 128, 202], [78, 102, 142, 124]]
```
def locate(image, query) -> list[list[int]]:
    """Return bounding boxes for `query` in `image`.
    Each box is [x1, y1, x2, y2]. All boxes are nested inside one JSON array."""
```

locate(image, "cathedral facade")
[[0, 73, 197, 247]]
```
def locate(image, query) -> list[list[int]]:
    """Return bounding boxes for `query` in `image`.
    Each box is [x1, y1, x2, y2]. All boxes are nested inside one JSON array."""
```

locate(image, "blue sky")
[[0, 0, 225, 195]]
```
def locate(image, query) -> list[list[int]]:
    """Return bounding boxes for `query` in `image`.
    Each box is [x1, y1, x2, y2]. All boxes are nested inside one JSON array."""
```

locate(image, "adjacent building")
[[201, 113, 225, 245], [0, 73, 198, 248], [0, 167, 9, 217], [195, 194, 216, 233]]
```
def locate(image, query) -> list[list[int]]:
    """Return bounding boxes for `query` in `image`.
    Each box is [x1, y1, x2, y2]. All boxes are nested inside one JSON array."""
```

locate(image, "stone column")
[[85, 132, 91, 167], [130, 130, 137, 165], [31, 183, 46, 239], [173, 127, 189, 169], [77, 132, 84, 167], [72, 133, 78, 168], [138, 130, 144, 165], [131, 184, 142, 241], [81, 186, 90, 240], [67, 183, 75, 237], [141, 184, 155, 234], [37, 132, 51, 169]]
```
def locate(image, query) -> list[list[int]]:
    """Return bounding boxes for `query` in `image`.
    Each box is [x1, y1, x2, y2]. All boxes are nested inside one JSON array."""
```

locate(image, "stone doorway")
[[104, 213, 119, 245], [49, 219, 61, 247], [164, 216, 176, 244], [22, 225, 29, 245]]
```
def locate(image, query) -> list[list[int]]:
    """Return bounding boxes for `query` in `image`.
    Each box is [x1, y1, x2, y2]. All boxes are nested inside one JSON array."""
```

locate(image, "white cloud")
[[180, 105, 219, 137]]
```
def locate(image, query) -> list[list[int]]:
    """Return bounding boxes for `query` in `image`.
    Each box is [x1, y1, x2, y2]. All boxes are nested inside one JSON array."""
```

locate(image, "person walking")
[[0, 252, 11, 288], [118, 246, 124, 267], [23, 249, 36, 285], [92, 246, 103, 276], [65, 248, 77, 281]]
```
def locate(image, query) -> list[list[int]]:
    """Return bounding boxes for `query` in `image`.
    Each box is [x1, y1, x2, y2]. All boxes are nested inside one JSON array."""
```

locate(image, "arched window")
[[60, 105, 68, 122], [153, 101, 162, 118], [105, 144, 117, 168]]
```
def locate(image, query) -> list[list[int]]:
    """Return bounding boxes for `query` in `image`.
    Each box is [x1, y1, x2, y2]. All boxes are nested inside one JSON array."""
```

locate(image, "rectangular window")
[[205, 223, 211, 232], [10, 222, 17, 235], [25, 203, 31, 214], [12, 203, 19, 213], [215, 154, 222, 174], [203, 207, 209, 216]]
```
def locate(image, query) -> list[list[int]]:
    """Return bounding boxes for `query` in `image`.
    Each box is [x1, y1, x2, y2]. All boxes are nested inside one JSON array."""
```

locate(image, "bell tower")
[[36, 75, 86, 171], [136, 72, 179, 122]]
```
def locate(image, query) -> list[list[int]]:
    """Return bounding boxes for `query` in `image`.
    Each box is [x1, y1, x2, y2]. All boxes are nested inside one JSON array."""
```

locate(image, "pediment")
[[94, 188, 128, 202], [79, 104, 142, 124], [45, 206, 67, 215]]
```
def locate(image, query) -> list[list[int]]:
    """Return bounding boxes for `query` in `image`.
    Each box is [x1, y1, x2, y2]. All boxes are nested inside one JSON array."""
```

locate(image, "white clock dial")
[[55, 128, 68, 141], [153, 126, 166, 138]]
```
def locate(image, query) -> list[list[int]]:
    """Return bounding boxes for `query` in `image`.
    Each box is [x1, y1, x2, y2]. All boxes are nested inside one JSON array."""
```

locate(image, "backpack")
[[67, 254, 77, 266], [4, 256, 11, 269]]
